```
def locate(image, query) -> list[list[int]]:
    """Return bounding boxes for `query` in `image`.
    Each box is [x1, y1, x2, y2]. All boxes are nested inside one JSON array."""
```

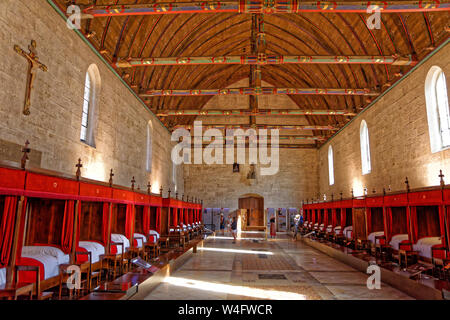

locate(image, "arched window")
[[328, 145, 334, 185], [80, 64, 100, 146], [146, 120, 153, 172], [360, 120, 371, 175], [425, 66, 450, 153]]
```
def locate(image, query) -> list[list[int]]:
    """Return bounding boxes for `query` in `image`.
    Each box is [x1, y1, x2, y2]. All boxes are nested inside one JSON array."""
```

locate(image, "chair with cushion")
[[15, 265, 53, 300]]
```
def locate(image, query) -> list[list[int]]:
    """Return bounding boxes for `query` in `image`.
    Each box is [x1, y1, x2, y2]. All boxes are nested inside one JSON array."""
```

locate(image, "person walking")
[[231, 216, 237, 243], [269, 215, 276, 239], [219, 214, 225, 235]]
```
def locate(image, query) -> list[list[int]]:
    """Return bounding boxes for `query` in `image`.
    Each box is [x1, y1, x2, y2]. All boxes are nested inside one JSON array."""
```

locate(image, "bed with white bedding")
[[78, 241, 105, 263], [368, 231, 385, 244], [0, 268, 6, 287], [343, 226, 353, 239], [133, 233, 147, 248], [412, 236, 442, 259], [313, 223, 319, 230], [389, 234, 409, 250], [319, 224, 325, 231], [110, 233, 130, 254], [21, 246, 70, 280], [334, 226, 342, 235], [326, 225, 333, 233]]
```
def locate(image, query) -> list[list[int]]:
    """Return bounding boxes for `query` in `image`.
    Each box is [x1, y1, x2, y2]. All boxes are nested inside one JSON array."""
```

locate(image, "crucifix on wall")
[[14, 40, 48, 115]]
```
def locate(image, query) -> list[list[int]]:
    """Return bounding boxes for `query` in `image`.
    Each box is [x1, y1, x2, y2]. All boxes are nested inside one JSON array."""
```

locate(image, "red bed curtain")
[[407, 206, 419, 244], [340, 209, 346, 227], [383, 207, 393, 243], [125, 204, 135, 240], [0, 196, 18, 268], [438, 206, 446, 245], [102, 203, 110, 245], [61, 200, 75, 254], [446, 206, 450, 250], [184, 208, 188, 225], [143, 206, 150, 235], [156, 207, 161, 233], [331, 209, 337, 227]]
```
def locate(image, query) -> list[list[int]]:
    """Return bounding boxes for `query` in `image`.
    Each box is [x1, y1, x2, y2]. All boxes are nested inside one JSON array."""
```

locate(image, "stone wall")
[[183, 148, 319, 210], [318, 42, 450, 198], [0, 0, 182, 193]]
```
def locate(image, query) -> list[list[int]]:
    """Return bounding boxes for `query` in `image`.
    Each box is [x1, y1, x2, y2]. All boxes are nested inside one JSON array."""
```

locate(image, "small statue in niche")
[[247, 163, 256, 180], [233, 162, 240, 173]]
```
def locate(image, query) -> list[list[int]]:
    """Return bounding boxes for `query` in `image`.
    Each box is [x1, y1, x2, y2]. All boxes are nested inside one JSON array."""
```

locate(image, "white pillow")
[[149, 230, 160, 239], [0, 268, 6, 287], [111, 234, 130, 250]]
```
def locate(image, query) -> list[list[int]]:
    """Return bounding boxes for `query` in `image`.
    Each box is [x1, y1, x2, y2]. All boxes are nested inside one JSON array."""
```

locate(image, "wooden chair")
[[15, 265, 53, 300], [398, 242, 419, 268], [431, 247, 449, 280], [76, 251, 102, 291]]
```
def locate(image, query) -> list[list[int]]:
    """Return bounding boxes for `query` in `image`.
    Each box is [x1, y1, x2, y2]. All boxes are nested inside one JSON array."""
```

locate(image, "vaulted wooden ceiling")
[[55, 1, 449, 147]]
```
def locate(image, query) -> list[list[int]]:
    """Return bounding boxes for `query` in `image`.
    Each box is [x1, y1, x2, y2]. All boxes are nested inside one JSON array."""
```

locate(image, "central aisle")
[[144, 232, 413, 300]]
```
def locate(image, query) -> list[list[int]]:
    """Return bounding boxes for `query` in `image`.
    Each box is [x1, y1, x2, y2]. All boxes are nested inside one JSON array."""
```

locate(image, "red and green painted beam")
[[82, 1, 450, 17], [190, 134, 328, 140], [193, 143, 318, 149], [117, 54, 417, 68], [155, 109, 356, 116], [141, 87, 379, 97], [172, 124, 339, 130]]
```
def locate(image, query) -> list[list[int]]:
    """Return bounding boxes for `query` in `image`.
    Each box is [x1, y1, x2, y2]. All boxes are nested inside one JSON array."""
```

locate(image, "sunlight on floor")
[[199, 247, 274, 255], [163, 277, 306, 300]]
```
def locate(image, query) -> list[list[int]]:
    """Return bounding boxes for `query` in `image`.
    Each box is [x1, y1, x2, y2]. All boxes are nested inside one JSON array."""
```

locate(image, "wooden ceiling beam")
[[140, 87, 379, 97], [155, 109, 357, 116], [116, 54, 417, 67], [172, 124, 339, 130], [82, 1, 450, 17]]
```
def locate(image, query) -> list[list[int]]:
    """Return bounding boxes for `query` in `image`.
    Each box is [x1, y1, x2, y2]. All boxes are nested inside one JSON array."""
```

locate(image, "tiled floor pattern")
[[144, 232, 414, 300]]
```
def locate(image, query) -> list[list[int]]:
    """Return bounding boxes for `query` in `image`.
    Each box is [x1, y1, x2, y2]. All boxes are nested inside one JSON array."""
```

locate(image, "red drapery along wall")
[[184, 208, 188, 225], [366, 208, 373, 235], [61, 200, 75, 254], [331, 209, 337, 227], [407, 207, 419, 244], [125, 204, 135, 240], [143, 206, 151, 235], [340, 209, 346, 227], [0, 196, 18, 268]]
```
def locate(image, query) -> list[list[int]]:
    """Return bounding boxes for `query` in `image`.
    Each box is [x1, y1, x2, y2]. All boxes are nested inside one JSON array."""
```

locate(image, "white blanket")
[[326, 225, 333, 233], [319, 224, 325, 231], [149, 230, 160, 240], [313, 223, 319, 230], [78, 241, 105, 263], [0, 268, 6, 287], [334, 226, 342, 235], [343, 226, 353, 239], [133, 233, 147, 248], [413, 237, 442, 259], [110, 234, 130, 253], [389, 234, 409, 250], [21, 246, 69, 280], [368, 231, 385, 244]]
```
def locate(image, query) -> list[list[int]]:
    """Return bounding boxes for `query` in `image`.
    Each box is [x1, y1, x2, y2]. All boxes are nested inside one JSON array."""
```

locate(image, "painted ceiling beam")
[[116, 54, 417, 68], [172, 124, 339, 130], [141, 87, 379, 97], [82, 1, 449, 17], [192, 143, 318, 149], [155, 109, 356, 116], [189, 134, 328, 140]]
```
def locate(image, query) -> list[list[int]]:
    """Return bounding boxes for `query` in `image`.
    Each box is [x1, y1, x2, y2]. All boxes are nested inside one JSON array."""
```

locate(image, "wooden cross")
[[439, 170, 445, 187], [405, 177, 410, 192], [14, 40, 48, 115], [75, 158, 83, 181], [351, 188, 354, 199], [168, 188, 171, 198], [175, 192, 178, 199], [182, 194, 184, 201], [147, 182, 151, 195], [109, 169, 114, 187], [160, 186, 163, 196], [331, 193, 334, 201], [21, 140, 31, 170], [383, 187, 386, 195], [340, 192, 343, 200], [131, 177, 136, 190]]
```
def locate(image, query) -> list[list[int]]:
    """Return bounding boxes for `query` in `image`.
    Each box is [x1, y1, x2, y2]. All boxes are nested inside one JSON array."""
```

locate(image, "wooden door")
[[239, 196, 264, 228], [352, 208, 367, 240]]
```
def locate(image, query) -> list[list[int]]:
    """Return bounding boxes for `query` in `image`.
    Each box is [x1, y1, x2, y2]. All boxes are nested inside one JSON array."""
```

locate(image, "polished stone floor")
[[144, 232, 414, 300]]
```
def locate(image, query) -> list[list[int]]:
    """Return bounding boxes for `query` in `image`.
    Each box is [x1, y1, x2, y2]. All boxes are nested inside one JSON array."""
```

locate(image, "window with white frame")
[[328, 145, 334, 185], [146, 121, 153, 172], [80, 64, 100, 147], [360, 120, 371, 175], [425, 66, 450, 153]]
